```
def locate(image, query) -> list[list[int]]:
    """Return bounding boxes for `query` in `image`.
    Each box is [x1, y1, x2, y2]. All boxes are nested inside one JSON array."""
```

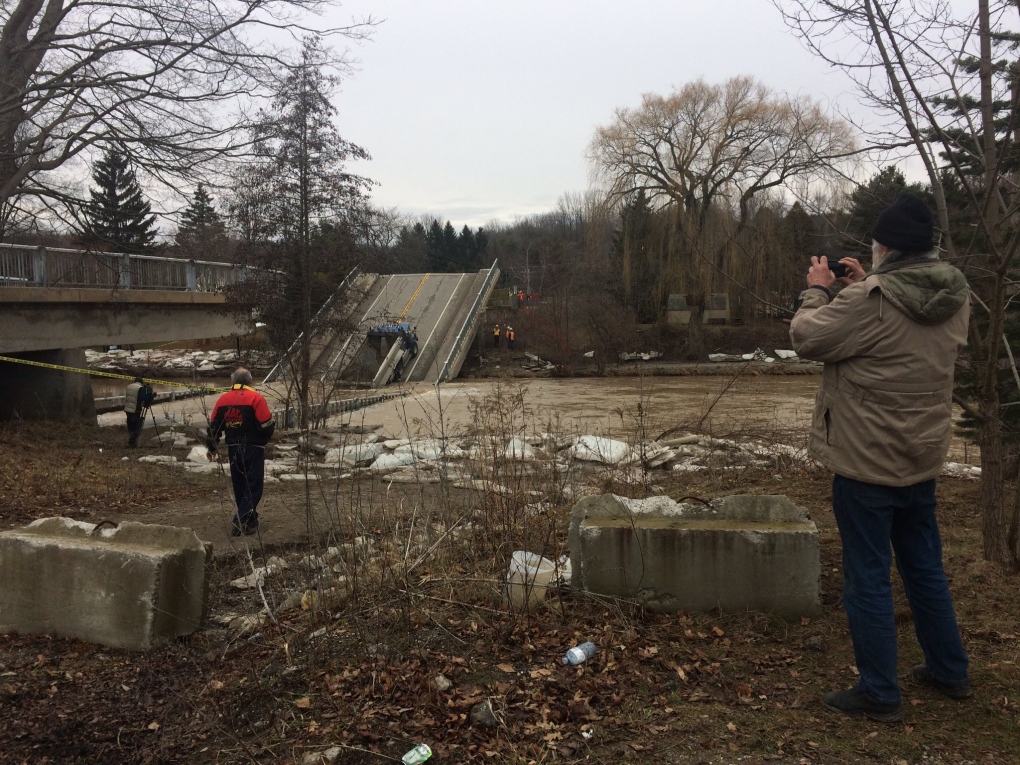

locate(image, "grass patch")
[[0, 420, 218, 528]]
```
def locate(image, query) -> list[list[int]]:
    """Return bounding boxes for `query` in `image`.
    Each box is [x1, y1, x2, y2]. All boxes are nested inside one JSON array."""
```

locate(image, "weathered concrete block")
[[568, 494, 820, 618], [0, 518, 211, 650]]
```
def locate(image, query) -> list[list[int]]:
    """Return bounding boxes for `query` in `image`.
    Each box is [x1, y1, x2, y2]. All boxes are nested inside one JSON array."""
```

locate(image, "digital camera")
[[826, 258, 848, 278]]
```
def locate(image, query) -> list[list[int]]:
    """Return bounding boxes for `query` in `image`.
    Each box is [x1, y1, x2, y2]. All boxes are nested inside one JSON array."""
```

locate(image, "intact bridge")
[[0, 243, 499, 420]]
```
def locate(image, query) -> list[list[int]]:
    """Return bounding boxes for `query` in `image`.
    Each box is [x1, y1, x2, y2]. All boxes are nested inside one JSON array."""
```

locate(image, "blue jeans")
[[228, 442, 265, 527], [832, 475, 968, 705]]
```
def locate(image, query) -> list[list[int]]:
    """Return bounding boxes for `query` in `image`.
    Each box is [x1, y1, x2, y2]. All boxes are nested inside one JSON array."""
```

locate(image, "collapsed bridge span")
[[266, 260, 500, 387]]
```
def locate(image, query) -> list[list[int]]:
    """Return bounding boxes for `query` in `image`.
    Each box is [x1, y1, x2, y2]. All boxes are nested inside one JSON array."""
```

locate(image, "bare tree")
[[0, 0, 374, 216], [775, 0, 1020, 568], [588, 76, 855, 356]]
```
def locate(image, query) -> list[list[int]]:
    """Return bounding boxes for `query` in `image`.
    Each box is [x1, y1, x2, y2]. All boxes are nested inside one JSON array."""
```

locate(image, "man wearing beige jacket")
[[791, 193, 972, 723]]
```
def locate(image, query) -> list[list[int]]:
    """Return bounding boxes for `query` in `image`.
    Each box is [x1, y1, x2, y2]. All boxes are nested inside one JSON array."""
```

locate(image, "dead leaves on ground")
[[267, 612, 826, 763]]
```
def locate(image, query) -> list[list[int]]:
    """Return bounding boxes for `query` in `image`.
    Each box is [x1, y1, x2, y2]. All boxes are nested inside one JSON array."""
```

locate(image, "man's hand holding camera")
[[807, 256, 867, 290]]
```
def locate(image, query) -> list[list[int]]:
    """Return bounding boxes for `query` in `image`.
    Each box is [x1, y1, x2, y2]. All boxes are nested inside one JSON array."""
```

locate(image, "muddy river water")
[[94, 374, 976, 463]]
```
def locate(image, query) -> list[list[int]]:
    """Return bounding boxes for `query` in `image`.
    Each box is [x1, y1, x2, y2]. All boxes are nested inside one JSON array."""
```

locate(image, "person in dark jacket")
[[206, 368, 276, 536], [124, 376, 155, 447], [791, 193, 971, 723]]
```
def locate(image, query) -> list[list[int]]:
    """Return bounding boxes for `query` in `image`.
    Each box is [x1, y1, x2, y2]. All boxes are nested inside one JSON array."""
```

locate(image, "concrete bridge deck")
[[0, 244, 251, 421], [0, 244, 250, 354], [270, 261, 500, 388]]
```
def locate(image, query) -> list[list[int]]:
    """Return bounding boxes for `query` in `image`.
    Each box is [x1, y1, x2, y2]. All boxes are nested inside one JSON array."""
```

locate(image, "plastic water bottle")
[[402, 744, 432, 764], [562, 641, 597, 665]]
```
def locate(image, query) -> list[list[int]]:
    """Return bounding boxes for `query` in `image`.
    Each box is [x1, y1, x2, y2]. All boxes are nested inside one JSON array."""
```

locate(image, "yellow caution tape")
[[0, 353, 229, 394]]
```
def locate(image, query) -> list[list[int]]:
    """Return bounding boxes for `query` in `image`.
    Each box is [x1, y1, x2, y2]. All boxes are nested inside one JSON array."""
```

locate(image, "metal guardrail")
[[437, 259, 500, 384], [263, 266, 361, 384], [0, 242, 244, 292]]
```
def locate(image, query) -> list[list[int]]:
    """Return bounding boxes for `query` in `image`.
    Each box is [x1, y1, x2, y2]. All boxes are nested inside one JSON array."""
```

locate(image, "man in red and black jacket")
[[206, 368, 276, 537]]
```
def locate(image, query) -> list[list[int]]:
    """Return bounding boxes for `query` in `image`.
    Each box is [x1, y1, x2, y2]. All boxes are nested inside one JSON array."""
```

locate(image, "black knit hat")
[[870, 192, 934, 252]]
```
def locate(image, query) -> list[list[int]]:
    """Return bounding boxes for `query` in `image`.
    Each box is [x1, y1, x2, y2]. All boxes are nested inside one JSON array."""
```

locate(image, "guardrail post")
[[119, 254, 132, 289], [32, 246, 47, 286], [186, 260, 197, 291]]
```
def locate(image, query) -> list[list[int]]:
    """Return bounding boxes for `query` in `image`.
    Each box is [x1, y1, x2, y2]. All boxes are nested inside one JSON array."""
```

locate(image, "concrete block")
[[568, 494, 820, 618], [0, 518, 211, 650]]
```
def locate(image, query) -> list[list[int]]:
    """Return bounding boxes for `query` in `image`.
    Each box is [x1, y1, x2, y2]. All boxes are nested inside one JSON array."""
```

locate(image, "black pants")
[[228, 442, 266, 527], [126, 412, 144, 446]]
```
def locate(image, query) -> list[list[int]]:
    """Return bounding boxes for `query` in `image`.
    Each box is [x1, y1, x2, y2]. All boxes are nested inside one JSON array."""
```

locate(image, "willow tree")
[[588, 76, 855, 356], [776, 0, 1020, 569]]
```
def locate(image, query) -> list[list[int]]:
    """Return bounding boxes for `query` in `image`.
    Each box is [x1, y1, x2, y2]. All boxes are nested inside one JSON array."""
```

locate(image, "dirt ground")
[[1, 378, 1015, 765], [88, 374, 974, 553], [89, 375, 826, 549]]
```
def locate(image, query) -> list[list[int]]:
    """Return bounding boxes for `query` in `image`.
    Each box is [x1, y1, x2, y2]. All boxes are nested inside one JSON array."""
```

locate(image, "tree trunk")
[[1008, 478, 1020, 572], [974, 0, 1019, 569], [686, 300, 705, 360], [978, 407, 1009, 563]]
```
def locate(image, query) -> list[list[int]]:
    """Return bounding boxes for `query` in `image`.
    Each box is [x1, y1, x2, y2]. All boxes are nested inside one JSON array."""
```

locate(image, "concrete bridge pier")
[[0, 350, 96, 423]]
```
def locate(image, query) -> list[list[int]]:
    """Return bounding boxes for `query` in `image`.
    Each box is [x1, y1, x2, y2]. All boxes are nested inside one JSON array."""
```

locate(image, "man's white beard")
[[872, 240, 885, 268]]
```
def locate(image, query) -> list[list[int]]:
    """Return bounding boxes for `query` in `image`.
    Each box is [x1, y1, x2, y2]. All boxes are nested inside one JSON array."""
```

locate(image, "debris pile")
[[140, 420, 976, 482], [707, 348, 817, 365], [619, 351, 664, 362], [521, 353, 555, 372], [85, 348, 274, 375]]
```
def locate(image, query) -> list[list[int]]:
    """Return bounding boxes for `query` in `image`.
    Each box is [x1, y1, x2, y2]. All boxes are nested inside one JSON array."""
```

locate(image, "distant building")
[[667, 293, 730, 326]]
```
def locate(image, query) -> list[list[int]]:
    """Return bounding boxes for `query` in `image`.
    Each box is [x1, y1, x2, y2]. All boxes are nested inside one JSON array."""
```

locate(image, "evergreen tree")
[[425, 219, 445, 272], [921, 49, 1020, 474], [80, 149, 158, 253], [175, 184, 227, 260], [609, 191, 659, 321], [240, 35, 371, 248], [841, 167, 933, 256], [441, 221, 458, 271], [458, 225, 475, 271], [779, 201, 820, 308], [228, 35, 372, 428], [392, 222, 428, 272], [473, 227, 489, 266]]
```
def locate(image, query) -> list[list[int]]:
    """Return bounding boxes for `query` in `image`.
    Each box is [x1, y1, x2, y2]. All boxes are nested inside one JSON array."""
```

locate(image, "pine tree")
[[243, 35, 371, 250], [392, 222, 428, 272], [780, 202, 821, 307], [609, 191, 658, 321], [80, 149, 158, 253], [229, 35, 372, 428], [441, 221, 458, 271], [175, 184, 227, 260], [840, 167, 933, 256], [458, 225, 475, 271], [425, 219, 445, 272]]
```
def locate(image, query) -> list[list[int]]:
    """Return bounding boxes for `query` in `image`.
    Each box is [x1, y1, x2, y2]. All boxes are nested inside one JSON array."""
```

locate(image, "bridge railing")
[[437, 259, 500, 384], [0, 243, 244, 292], [263, 266, 361, 384]]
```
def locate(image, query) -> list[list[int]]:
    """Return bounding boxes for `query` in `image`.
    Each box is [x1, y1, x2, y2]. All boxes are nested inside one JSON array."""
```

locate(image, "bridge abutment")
[[0, 349, 96, 422]]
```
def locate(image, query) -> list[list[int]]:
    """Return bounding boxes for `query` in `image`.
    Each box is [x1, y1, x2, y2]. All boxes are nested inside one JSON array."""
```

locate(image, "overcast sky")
[[321, 1, 857, 228]]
